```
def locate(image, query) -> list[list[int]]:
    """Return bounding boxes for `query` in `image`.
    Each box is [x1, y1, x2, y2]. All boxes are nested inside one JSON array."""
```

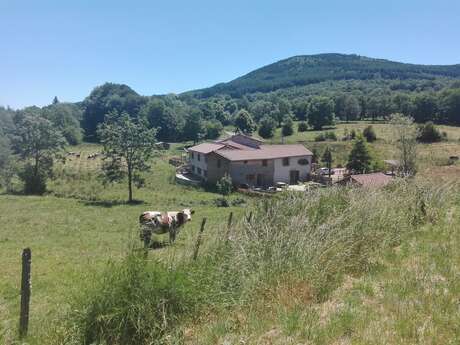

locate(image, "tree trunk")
[[128, 165, 133, 203]]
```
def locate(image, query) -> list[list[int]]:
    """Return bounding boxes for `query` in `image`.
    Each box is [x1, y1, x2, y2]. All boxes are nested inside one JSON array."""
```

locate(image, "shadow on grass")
[[81, 199, 146, 208]]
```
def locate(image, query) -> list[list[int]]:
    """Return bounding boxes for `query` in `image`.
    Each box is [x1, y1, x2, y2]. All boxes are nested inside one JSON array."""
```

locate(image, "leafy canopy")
[[12, 112, 66, 194], [97, 111, 157, 202], [346, 135, 373, 173]]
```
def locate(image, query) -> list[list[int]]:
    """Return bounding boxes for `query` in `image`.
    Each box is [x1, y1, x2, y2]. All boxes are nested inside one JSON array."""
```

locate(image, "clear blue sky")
[[1, 0, 459, 109]]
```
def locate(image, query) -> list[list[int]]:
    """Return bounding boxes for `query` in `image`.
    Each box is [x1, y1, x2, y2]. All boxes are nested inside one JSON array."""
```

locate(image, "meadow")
[[0, 144, 249, 344], [0, 122, 459, 344]]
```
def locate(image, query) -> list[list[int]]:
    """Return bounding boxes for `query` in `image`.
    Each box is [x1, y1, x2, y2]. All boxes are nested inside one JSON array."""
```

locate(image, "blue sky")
[[1, 0, 459, 109]]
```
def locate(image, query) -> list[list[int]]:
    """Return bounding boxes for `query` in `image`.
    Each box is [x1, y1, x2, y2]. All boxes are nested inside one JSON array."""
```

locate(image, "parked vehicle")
[[318, 167, 335, 175]]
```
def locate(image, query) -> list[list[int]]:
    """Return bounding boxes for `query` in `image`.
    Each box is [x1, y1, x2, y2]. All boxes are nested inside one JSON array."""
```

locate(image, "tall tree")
[[307, 96, 335, 130], [140, 99, 183, 142], [42, 102, 83, 145], [440, 88, 460, 125], [281, 114, 294, 137], [183, 110, 205, 143], [82, 83, 146, 141], [11, 113, 66, 194], [0, 132, 14, 190], [234, 110, 256, 134], [335, 94, 361, 122], [322, 146, 333, 179], [346, 135, 372, 173], [97, 111, 157, 202], [412, 94, 438, 123], [258, 116, 277, 139], [390, 113, 418, 177]]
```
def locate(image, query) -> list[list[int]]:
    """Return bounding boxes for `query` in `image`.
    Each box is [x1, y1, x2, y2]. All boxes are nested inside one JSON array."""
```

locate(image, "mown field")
[[1, 122, 459, 344]]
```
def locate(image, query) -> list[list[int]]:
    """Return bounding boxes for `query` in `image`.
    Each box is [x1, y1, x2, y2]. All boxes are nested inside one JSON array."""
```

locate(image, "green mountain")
[[188, 53, 460, 97]]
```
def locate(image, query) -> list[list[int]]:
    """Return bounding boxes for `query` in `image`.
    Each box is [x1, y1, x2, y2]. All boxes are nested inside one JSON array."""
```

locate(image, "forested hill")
[[188, 53, 460, 97]]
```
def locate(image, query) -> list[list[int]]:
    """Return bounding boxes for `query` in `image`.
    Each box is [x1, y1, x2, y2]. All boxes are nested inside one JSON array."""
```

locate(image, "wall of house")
[[206, 153, 231, 184], [229, 159, 274, 187], [273, 155, 312, 184], [188, 151, 209, 180]]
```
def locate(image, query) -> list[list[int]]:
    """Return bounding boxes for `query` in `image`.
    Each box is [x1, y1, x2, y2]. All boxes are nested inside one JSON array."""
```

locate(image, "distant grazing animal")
[[139, 209, 194, 246], [87, 153, 100, 160]]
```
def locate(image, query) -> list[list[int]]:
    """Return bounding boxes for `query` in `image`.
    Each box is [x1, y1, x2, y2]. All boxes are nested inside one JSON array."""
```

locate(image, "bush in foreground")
[[53, 254, 197, 345]]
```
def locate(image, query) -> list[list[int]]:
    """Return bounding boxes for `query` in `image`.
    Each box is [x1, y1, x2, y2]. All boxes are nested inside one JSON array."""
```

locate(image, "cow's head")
[[177, 209, 194, 226]]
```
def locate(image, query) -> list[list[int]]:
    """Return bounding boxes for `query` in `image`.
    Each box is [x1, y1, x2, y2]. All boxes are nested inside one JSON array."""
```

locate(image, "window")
[[298, 158, 309, 166], [191, 152, 194, 159], [262, 159, 267, 167], [191, 165, 195, 172], [197, 167, 202, 175], [282, 157, 290, 166], [203, 170, 207, 177], [244, 160, 248, 164], [197, 154, 201, 161], [246, 174, 255, 181], [205, 156, 208, 163], [217, 159, 221, 168]]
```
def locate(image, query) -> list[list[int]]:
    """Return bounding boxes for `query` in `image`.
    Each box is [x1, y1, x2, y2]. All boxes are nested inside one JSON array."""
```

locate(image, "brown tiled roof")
[[217, 140, 257, 150], [350, 173, 393, 188], [216, 133, 264, 144], [216, 145, 312, 161], [188, 143, 225, 154]]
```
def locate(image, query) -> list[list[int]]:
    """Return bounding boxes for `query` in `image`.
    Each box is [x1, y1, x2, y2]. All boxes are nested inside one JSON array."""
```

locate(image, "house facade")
[[187, 134, 313, 187]]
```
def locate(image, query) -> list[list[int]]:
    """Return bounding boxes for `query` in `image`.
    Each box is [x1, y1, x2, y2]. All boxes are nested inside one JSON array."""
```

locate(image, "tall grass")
[[50, 254, 200, 345], [49, 179, 456, 344], [218, 179, 454, 302]]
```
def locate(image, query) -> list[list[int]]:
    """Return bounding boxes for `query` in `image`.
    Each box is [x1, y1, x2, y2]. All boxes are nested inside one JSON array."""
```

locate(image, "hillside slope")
[[189, 53, 460, 97]]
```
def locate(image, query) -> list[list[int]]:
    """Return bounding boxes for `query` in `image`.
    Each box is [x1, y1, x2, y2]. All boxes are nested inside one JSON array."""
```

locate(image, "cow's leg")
[[143, 228, 152, 249], [169, 226, 177, 243]]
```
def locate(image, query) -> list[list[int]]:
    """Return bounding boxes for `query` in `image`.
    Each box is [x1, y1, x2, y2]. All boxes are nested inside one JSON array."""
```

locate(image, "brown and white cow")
[[139, 209, 194, 246]]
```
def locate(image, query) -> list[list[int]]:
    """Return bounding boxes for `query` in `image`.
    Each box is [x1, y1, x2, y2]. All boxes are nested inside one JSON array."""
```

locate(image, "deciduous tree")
[[97, 111, 157, 202], [12, 113, 66, 194]]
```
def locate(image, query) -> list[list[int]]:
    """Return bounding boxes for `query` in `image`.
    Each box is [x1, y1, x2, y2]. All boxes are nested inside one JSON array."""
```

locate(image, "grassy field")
[[227, 121, 460, 170], [0, 145, 249, 344], [1, 121, 459, 344]]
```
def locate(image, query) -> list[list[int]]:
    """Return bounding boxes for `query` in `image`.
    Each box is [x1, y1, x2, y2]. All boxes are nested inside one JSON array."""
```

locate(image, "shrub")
[[231, 197, 246, 206], [325, 131, 337, 141], [18, 163, 48, 195], [298, 121, 309, 132], [216, 174, 233, 196], [314, 133, 326, 142], [417, 122, 442, 143], [214, 197, 230, 207], [363, 125, 377, 142]]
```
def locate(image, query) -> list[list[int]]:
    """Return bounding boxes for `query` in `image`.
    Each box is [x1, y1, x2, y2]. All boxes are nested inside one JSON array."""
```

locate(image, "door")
[[289, 170, 300, 184], [256, 174, 264, 187]]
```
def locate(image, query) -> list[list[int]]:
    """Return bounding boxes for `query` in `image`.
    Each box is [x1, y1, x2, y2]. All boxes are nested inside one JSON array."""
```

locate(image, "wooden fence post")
[[246, 211, 253, 223], [225, 212, 233, 241], [19, 248, 31, 338], [192, 218, 207, 261]]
